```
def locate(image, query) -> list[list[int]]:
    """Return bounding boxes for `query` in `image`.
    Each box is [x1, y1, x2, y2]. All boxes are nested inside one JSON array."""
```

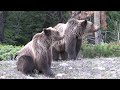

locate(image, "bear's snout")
[[90, 25, 100, 32]]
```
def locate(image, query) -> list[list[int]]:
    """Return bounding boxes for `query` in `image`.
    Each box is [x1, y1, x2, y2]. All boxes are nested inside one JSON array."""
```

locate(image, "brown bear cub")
[[16, 27, 64, 77]]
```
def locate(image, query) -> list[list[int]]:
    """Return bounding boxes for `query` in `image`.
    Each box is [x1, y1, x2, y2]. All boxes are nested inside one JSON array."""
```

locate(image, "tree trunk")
[[70, 11, 94, 20], [100, 11, 107, 30], [94, 11, 102, 44], [0, 11, 4, 43]]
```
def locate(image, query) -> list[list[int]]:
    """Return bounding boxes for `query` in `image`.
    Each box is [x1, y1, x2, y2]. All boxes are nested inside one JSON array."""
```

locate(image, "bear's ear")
[[81, 20, 87, 29], [43, 28, 51, 36]]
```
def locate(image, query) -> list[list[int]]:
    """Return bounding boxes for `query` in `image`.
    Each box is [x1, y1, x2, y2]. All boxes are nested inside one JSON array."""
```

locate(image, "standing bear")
[[52, 18, 99, 60], [16, 27, 64, 77]]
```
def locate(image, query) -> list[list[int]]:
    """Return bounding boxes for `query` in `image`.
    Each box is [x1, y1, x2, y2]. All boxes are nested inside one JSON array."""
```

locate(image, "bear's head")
[[80, 19, 99, 35], [66, 18, 99, 39], [43, 27, 64, 42]]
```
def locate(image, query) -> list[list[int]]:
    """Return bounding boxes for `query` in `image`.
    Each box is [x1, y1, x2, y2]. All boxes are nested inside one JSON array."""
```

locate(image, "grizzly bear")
[[16, 27, 64, 77], [52, 18, 99, 60]]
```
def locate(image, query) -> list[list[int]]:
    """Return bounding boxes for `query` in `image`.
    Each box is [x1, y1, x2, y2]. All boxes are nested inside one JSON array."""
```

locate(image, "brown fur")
[[16, 55, 35, 75], [52, 18, 99, 60], [16, 27, 64, 77]]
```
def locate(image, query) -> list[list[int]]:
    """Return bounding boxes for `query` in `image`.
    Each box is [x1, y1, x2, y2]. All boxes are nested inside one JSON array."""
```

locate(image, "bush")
[[1, 42, 120, 61], [81, 42, 120, 58], [0, 44, 23, 61]]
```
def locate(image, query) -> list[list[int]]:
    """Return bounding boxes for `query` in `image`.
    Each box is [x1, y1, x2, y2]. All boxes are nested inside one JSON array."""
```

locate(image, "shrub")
[[0, 44, 23, 61], [1, 42, 120, 61], [81, 42, 120, 58]]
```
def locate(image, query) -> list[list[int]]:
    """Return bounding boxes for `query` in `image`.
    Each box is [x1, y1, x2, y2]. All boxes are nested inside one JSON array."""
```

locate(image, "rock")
[[68, 67, 73, 69], [59, 63, 68, 67], [26, 76, 34, 79], [0, 76, 5, 79], [97, 67, 106, 70], [56, 73, 67, 77]]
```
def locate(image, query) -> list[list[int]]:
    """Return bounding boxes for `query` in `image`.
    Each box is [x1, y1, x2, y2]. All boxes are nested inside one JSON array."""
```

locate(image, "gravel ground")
[[0, 57, 120, 79]]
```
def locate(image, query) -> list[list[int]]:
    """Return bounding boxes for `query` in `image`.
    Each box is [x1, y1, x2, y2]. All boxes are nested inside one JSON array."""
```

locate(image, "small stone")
[[56, 73, 67, 77], [59, 63, 68, 67], [0, 76, 5, 79], [3, 72, 6, 74], [97, 67, 105, 70], [51, 67, 56, 69], [68, 67, 73, 69], [26, 76, 34, 79], [56, 74, 63, 77]]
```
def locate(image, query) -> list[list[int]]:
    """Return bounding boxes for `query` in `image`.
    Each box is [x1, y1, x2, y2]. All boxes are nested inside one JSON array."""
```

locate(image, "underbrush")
[[81, 42, 120, 58], [0, 44, 23, 61], [1, 42, 120, 60]]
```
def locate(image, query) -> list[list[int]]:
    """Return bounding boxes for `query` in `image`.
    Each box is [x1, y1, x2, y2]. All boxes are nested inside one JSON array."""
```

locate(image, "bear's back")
[[54, 23, 67, 35]]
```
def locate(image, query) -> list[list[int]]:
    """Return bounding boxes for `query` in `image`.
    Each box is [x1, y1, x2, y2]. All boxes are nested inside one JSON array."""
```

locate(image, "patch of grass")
[[1, 42, 120, 60], [81, 42, 120, 58], [0, 44, 23, 61]]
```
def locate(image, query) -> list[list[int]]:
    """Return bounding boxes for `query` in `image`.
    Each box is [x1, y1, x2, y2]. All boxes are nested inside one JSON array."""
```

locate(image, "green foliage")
[[106, 11, 120, 42], [4, 11, 70, 45], [0, 44, 23, 61], [3, 11, 120, 45], [1, 42, 120, 60], [81, 42, 120, 58]]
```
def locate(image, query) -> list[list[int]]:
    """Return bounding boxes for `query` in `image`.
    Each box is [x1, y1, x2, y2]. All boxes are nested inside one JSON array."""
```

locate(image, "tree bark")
[[100, 11, 107, 30], [0, 11, 4, 43], [94, 11, 102, 44], [70, 11, 94, 20]]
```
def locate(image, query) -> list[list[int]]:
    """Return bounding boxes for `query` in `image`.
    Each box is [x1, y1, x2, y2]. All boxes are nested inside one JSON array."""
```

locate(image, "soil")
[[0, 57, 120, 79]]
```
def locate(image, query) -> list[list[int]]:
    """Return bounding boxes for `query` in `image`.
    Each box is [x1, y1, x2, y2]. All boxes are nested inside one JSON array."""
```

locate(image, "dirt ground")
[[0, 57, 120, 79]]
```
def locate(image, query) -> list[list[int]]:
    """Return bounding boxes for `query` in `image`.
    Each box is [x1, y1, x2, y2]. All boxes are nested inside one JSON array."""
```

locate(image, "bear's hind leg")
[[52, 47, 60, 61], [17, 55, 35, 75], [38, 58, 55, 77], [60, 51, 68, 60]]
